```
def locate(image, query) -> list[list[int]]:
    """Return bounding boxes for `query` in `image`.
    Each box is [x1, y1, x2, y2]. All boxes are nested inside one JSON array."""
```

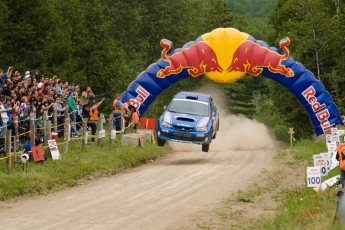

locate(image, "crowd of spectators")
[[0, 65, 140, 157], [0, 66, 82, 148]]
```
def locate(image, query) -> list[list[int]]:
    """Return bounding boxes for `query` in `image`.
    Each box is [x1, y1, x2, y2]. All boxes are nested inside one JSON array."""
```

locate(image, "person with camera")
[[80, 86, 95, 120]]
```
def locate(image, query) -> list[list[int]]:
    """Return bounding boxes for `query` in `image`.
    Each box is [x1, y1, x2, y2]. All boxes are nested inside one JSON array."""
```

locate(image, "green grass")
[[0, 137, 171, 201], [262, 137, 342, 229]]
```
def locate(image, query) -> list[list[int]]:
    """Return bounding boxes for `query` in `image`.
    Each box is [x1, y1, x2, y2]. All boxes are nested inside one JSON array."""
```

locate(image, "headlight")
[[162, 120, 171, 128], [196, 117, 209, 132], [162, 112, 172, 128], [196, 126, 207, 132]]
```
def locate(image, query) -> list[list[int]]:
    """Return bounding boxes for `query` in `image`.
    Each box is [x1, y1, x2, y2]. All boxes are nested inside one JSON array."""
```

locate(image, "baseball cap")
[[25, 71, 30, 76]]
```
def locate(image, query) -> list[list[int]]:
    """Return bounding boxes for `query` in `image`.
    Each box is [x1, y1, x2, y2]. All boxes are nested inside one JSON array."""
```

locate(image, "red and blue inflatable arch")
[[121, 28, 342, 136]]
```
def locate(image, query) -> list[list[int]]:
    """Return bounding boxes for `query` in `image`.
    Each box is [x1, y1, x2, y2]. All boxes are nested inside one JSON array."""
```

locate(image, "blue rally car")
[[156, 92, 219, 152]]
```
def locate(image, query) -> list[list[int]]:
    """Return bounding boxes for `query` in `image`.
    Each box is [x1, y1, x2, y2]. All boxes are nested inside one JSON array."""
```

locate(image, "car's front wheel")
[[157, 138, 166, 147], [202, 143, 210, 152]]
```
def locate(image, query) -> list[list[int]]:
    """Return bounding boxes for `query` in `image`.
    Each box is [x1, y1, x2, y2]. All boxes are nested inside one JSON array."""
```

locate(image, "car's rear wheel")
[[202, 143, 210, 152], [157, 138, 166, 146]]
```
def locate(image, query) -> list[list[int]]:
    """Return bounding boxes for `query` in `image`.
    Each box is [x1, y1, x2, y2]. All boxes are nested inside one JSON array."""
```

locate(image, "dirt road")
[[0, 148, 274, 230], [0, 114, 277, 230]]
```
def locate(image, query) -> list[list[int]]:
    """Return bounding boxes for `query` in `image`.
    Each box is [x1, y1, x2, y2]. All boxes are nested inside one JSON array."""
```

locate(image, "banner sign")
[[48, 139, 60, 160], [307, 167, 321, 187]]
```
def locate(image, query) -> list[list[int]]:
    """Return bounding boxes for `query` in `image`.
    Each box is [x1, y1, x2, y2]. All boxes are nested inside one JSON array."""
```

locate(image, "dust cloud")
[[168, 85, 278, 152]]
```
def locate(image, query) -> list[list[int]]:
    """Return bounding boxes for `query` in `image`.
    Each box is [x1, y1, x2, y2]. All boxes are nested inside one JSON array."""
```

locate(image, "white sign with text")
[[307, 167, 321, 187]]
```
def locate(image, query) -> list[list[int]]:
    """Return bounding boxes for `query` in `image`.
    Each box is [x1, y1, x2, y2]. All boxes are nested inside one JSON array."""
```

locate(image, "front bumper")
[[156, 126, 212, 145]]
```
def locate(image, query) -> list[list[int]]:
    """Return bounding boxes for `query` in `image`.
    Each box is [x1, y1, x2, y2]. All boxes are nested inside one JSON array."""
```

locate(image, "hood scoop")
[[176, 117, 194, 122]]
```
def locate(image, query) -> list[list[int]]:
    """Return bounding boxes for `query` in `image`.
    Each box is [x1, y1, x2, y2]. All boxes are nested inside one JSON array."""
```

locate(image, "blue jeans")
[[70, 112, 77, 134], [113, 112, 121, 131]]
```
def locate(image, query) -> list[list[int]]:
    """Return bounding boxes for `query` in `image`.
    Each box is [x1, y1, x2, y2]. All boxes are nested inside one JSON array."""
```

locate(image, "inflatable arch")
[[121, 28, 342, 136]]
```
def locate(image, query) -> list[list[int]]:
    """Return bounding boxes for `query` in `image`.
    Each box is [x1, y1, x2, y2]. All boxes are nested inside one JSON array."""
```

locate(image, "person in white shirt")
[[0, 96, 12, 125]]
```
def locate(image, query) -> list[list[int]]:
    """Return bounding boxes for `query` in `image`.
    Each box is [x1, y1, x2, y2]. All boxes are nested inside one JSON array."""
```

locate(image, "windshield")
[[167, 99, 210, 116]]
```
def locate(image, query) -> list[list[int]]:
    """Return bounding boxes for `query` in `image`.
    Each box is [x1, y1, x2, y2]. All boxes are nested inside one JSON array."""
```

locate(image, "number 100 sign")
[[307, 167, 321, 187]]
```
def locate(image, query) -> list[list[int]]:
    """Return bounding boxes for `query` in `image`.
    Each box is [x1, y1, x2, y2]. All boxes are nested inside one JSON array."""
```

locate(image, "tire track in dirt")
[[0, 148, 275, 230]]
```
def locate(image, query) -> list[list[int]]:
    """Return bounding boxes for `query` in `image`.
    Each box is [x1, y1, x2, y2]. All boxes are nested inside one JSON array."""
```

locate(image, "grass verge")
[[179, 137, 344, 229], [0, 137, 171, 201]]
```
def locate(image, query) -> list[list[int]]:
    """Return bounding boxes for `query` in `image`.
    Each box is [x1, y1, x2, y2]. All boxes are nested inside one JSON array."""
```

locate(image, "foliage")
[[0, 0, 343, 141], [269, 0, 345, 114]]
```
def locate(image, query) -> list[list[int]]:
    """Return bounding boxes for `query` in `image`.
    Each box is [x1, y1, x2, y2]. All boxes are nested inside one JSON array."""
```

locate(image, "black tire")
[[217, 120, 220, 131], [202, 143, 210, 152], [157, 138, 166, 147]]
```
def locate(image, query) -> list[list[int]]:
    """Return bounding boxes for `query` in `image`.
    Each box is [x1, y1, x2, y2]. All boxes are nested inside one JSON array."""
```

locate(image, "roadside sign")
[[307, 167, 321, 187]]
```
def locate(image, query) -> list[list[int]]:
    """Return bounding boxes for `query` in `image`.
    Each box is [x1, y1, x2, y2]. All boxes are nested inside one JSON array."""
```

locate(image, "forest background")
[[0, 0, 344, 141]]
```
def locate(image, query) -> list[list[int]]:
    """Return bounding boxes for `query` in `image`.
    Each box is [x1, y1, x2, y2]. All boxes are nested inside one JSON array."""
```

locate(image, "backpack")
[[337, 143, 345, 171]]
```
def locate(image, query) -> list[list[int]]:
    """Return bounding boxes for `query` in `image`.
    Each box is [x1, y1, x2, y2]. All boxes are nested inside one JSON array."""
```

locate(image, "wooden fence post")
[[13, 116, 19, 163], [43, 111, 47, 145], [109, 113, 114, 144], [5, 129, 12, 172], [53, 110, 58, 133], [64, 114, 70, 153], [46, 120, 52, 144], [82, 118, 87, 151], [30, 113, 35, 147], [121, 106, 124, 134], [97, 119, 102, 146]]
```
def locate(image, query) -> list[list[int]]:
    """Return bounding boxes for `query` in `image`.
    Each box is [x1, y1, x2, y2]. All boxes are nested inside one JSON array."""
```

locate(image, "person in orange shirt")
[[89, 97, 105, 142], [112, 94, 123, 131]]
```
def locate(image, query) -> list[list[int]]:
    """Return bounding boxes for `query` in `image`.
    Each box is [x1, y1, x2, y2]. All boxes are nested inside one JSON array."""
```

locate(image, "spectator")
[[0, 96, 12, 146], [41, 97, 54, 120], [53, 96, 67, 138], [112, 94, 123, 131], [67, 92, 78, 137], [341, 114, 345, 125], [55, 80, 63, 94], [4, 96, 18, 135], [337, 143, 345, 186], [80, 86, 95, 106], [23, 71, 31, 81], [80, 86, 95, 120], [0, 96, 12, 126], [88, 98, 105, 142], [18, 96, 28, 119], [128, 102, 139, 132]]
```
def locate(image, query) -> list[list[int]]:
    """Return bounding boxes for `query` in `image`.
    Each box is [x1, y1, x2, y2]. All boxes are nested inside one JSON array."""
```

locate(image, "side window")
[[210, 97, 214, 113]]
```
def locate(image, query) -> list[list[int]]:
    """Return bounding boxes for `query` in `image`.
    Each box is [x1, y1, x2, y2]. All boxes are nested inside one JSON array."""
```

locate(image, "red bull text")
[[128, 86, 149, 110], [302, 86, 334, 132]]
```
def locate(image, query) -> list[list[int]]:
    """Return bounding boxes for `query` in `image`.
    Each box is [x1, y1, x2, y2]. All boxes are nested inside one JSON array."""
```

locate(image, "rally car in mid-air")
[[156, 92, 219, 152]]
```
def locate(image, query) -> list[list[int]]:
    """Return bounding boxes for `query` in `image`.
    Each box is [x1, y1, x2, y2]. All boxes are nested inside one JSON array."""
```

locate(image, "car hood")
[[166, 111, 209, 128]]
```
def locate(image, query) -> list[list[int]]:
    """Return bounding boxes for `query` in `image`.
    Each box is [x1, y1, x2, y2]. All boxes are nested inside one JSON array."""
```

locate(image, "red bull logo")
[[156, 40, 223, 78], [156, 36, 294, 80], [128, 86, 149, 110], [227, 38, 294, 77], [302, 85, 334, 132]]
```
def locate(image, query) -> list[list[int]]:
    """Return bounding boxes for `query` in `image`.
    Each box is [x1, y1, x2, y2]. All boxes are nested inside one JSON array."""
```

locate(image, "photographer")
[[80, 86, 95, 120], [80, 86, 95, 106]]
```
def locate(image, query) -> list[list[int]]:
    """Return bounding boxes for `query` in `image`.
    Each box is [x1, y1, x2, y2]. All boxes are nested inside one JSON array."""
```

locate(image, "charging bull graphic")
[[156, 39, 223, 78], [121, 28, 342, 136], [227, 38, 294, 77]]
